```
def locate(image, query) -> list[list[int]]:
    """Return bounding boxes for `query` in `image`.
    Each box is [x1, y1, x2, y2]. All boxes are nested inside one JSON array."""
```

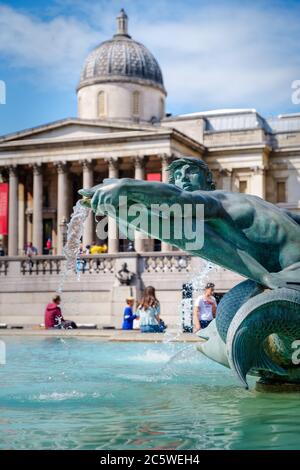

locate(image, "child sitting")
[[122, 297, 139, 330]]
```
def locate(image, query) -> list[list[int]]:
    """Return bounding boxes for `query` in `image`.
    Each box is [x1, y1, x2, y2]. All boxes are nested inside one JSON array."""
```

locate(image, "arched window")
[[98, 91, 105, 117], [132, 91, 140, 117], [160, 98, 165, 119]]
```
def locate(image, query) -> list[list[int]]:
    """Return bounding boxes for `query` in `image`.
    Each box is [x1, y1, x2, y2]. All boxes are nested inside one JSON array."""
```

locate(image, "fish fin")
[[251, 343, 287, 377], [230, 327, 251, 389], [196, 330, 210, 340], [231, 327, 287, 389]]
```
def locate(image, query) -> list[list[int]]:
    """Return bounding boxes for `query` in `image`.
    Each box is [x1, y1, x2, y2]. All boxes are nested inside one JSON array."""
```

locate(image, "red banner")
[[147, 173, 161, 182], [0, 183, 8, 235]]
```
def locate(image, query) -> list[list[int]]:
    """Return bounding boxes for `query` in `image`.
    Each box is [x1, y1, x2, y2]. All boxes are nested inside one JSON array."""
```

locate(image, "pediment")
[[0, 118, 158, 144]]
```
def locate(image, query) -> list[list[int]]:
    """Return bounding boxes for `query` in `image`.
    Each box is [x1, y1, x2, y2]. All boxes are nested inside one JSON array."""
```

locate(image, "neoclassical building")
[[0, 10, 300, 326], [1, 9, 300, 256]]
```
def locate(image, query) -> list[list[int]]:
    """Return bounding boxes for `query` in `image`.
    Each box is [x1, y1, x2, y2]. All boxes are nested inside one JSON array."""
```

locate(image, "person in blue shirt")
[[122, 297, 138, 330]]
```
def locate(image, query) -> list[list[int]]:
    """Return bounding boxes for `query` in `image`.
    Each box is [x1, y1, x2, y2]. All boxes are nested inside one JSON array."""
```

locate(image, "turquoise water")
[[0, 336, 300, 450]]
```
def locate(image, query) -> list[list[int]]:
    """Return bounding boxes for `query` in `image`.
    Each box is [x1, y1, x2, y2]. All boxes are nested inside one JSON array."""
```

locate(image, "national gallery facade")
[[0, 10, 299, 327]]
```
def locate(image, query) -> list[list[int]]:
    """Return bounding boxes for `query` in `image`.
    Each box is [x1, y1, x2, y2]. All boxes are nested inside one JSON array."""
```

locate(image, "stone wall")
[[78, 82, 165, 123], [0, 253, 244, 328]]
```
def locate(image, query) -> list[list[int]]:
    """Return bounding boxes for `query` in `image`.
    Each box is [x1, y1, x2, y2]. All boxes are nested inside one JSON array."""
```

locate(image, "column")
[[82, 160, 94, 247], [220, 169, 232, 191], [160, 154, 173, 252], [134, 156, 145, 252], [250, 166, 266, 199], [161, 153, 172, 184], [56, 162, 69, 255], [32, 164, 43, 254], [18, 180, 25, 255], [26, 189, 33, 247], [0, 170, 8, 254], [8, 165, 18, 256], [108, 158, 119, 254]]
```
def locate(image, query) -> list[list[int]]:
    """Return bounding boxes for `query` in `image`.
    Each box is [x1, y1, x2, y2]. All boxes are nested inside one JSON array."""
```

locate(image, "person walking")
[[194, 282, 217, 331]]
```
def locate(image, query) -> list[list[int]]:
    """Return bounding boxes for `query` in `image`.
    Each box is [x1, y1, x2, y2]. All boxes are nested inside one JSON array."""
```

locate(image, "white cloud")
[[131, 4, 300, 113], [0, 1, 299, 114], [0, 4, 100, 89]]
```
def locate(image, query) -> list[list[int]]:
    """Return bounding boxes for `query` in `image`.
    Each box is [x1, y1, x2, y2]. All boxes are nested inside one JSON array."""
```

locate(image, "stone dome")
[[78, 10, 166, 95]]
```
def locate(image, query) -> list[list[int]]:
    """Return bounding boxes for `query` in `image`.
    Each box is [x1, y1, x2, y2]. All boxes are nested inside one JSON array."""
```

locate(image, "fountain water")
[[189, 259, 219, 293], [57, 201, 90, 293], [161, 259, 220, 375]]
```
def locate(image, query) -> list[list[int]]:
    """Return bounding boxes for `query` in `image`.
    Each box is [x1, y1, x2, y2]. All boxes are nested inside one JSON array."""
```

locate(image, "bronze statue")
[[116, 262, 134, 286], [79, 157, 300, 389]]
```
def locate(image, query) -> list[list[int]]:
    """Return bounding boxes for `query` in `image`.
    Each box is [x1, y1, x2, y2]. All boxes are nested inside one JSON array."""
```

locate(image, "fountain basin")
[[1, 337, 300, 450]]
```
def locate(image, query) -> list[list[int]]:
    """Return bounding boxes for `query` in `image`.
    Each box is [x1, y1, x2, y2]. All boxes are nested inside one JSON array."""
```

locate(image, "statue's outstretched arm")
[[79, 178, 220, 218], [282, 209, 300, 226]]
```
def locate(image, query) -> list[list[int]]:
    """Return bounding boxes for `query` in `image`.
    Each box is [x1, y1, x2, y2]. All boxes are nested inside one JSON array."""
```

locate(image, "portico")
[[0, 119, 204, 255]]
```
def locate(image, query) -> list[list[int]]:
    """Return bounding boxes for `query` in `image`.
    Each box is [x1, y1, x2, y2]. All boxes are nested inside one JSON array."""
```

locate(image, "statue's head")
[[167, 157, 215, 191]]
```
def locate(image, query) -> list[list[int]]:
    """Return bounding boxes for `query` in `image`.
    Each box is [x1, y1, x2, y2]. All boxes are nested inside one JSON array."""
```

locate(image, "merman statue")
[[79, 157, 300, 389]]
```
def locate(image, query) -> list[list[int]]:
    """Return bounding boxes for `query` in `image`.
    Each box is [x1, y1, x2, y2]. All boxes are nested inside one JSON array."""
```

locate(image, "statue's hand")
[[78, 183, 106, 208], [79, 178, 131, 215]]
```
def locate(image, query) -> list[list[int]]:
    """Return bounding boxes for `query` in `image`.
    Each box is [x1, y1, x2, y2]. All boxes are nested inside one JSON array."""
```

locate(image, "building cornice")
[[77, 76, 167, 96], [271, 146, 300, 155], [206, 143, 272, 155], [0, 127, 205, 154], [0, 117, 162, 143]]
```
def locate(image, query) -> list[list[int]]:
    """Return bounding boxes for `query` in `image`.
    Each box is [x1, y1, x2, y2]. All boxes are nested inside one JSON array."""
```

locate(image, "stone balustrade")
[[142, 254, 192, 273], [20, 257, 63, 275], [0, 252, 192, 278], [17, 255, 116, 276], [0, 259, 8, 276], [0, 252, 244, 328]]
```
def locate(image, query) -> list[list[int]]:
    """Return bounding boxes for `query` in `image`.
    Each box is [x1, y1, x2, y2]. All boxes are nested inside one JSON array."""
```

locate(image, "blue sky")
[[0, 0, 300, 136]]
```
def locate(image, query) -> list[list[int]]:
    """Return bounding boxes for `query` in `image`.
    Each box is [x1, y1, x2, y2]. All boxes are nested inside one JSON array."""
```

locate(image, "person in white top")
[[137, 286, 167, 333], [194, 283, 217, 331]]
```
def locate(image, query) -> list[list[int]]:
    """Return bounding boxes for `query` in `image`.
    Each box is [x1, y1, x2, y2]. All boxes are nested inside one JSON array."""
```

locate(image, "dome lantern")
[[115, 9, 130, 38]]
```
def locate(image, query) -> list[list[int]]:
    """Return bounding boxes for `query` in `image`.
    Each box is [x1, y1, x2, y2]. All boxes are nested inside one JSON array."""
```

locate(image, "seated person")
[[122, 296, 138, 330], [136, 286, 167, 333], [44, 295, 77, 329]]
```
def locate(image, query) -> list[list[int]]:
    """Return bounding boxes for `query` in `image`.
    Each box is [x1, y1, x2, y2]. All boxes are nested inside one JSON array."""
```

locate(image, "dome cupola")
[[77, 10, 166, 123]]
